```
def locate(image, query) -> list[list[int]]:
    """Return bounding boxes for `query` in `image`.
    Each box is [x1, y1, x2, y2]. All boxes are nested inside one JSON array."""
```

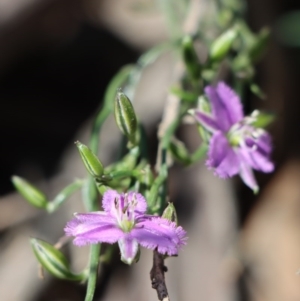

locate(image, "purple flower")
[[194, 82, 274, 192], [65, 190, 186, 264]]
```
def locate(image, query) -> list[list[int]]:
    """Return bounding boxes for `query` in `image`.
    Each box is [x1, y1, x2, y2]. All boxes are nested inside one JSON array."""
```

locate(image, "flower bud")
[[209, 28, 238, 62], [30, 238, 84, 281], [162, 202, 178, 225], [12, 176, 48, 209], [75, 141, 104, 178], [114, 91, 138, 146], [182, 36, 201, 80]]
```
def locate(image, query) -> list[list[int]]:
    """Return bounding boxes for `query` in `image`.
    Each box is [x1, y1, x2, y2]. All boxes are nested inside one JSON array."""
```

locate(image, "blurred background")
[[1, 0, 300, 300]]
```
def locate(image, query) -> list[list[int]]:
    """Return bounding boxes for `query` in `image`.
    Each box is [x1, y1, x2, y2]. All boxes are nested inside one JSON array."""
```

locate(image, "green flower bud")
[[250, 83, 266, 100], [162, 202, 178, 225], [30, 238, 84, 281], [209, 28, 238, 62], [114, 91, 138, 146], [182, 36, 201, 80], [75, 141, 104, 178], [12, 176, 48, 209]]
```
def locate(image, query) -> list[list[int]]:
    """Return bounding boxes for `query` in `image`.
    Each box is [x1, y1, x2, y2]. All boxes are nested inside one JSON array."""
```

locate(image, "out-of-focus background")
[[1, 0, 300, 300]]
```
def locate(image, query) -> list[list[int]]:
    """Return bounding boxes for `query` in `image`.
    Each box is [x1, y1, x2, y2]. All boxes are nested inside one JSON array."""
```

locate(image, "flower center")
[[113, 194, 137, 232], [227, 118, 263, 149]]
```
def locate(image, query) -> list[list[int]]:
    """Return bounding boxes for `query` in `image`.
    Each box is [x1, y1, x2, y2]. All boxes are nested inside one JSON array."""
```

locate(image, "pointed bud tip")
[[253, 186, 260, 194], [114, 91, 138, 145], [162, 202, 178, 225], [76, 142, 104, 178]]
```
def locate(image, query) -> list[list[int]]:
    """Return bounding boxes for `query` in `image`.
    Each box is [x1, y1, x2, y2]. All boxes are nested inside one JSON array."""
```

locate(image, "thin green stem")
[[47, 180, 84, 213], [83, 65, 133, 301], [84, 244, 101, 301]]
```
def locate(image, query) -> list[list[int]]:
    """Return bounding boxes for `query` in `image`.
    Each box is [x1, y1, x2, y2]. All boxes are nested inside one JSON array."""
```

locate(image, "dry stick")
[[150, 250, 169, 301]]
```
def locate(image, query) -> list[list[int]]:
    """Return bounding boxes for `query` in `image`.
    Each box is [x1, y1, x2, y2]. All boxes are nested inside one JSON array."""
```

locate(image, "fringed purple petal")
[[239, 144, 274, 173], [102, 190, 119, 213], [238, 158, 259, 192], [118, 234, 139, 265], [64, 190, 187, 258], [127, 191, 147, 214], [132, 217, 187, 256], [194, 111, 221, 132], [256, 131, 273, 155], [204, 86, 234, 132], [64, 212, 123, 246], [206, 131, 239, 178], [215, 82, 244, 124]]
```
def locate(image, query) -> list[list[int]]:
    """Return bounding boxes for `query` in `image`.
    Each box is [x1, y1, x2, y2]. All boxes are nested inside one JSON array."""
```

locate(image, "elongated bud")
[[209, 28, 238, 62], [114, 90, 138, 146], [162, 202, 178, 225], [75, 141, 104, 178], [31, 238, 84, 281], [12, 176, 48, 209], [182, 36, 201, 80]]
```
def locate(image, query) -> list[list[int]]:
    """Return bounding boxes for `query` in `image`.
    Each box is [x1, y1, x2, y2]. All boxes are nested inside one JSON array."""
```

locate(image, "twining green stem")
[[84, 244, 101, 301], [47, 180, 84, 213], [90, 65, 134, 152], [83, 65, 133, 301], [148, 161, 168, 213]]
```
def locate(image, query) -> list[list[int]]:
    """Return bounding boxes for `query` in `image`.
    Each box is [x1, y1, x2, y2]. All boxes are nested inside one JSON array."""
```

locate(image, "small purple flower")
[[65, 190, 186, 264], [193, 81, 274, 192]]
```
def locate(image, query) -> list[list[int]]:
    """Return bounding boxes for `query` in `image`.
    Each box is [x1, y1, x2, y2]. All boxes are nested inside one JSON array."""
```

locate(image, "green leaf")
[[250, 83, 266, 100], [181, 35, 201, 80], [12, 176, 48, 209], [252, 111, 275, 128], [170, 86, 198, 103]]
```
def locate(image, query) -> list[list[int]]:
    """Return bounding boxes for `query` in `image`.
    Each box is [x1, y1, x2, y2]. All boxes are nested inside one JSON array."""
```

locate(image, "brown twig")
[[150, 249, 169, 301]]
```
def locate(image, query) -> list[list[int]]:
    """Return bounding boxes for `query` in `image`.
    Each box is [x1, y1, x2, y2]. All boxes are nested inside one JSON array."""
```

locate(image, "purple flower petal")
[[256, 132, 273, 155], [118, 235, 139, 264], [216, 82, 244, 124], [238, 158, 259, 192], [102, 190, 119, 213], [65, 213, 124, 246], [127, 191, 147, 214], [205, 82, 243, 131], [198, 82, 274, 190], [132, 217, 187, 256], [206, 131, 240, 178], [239, 145, 274, 173], [64, 189, 187, 262], [194, 111, 221, 132]]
